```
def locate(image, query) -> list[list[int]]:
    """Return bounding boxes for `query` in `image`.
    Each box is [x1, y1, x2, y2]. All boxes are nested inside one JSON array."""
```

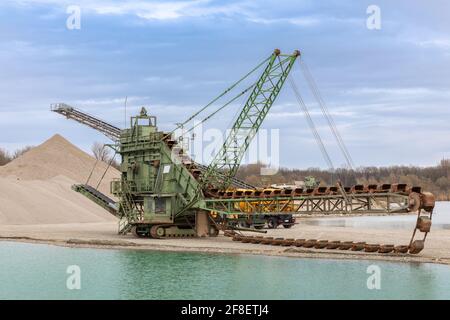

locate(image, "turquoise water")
[[1, 242, 449, 299]]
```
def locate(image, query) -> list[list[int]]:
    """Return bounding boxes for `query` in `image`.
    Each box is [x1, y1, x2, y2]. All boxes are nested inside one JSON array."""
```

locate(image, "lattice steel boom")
[[201, 49, 300, 190]]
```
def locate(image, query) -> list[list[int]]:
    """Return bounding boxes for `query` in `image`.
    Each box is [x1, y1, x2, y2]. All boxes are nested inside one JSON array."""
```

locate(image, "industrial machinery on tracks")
[[52, 48, 435, 255]]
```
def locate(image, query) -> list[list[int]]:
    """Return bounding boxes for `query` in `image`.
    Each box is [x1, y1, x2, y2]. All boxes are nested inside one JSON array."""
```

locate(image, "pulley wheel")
[[150, 225, 165, 239]]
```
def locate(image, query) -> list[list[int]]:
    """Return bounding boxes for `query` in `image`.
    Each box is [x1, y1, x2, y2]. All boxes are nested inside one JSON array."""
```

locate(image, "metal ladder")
[[118, 181, 140, 234]]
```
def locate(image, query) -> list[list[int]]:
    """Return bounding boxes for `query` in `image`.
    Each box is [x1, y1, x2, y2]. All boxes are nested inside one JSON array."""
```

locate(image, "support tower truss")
[[201, 49, 300, 190]]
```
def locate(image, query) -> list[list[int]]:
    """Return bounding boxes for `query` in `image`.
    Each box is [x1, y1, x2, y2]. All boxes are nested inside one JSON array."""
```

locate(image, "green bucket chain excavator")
[[51, 49, 435, 255]]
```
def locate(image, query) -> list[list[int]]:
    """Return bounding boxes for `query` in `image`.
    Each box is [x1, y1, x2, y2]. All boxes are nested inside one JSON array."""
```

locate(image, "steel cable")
[[164, 56, 271, 139], [96, 150, 117, 190], [183, 83, 257, 135], [299, 60, 355, 169], [288, 76, 335, 171]]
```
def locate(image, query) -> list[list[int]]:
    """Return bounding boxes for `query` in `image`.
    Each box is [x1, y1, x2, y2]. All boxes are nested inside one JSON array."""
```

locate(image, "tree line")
[[0, 146, 33, 165]]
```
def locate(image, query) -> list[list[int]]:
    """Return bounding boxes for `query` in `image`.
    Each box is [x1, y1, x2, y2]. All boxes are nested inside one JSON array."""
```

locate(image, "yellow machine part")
[[229, 188, 295, 213]]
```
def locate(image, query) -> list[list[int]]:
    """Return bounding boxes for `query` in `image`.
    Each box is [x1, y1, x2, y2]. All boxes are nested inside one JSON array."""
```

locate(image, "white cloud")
[[2, 0, 360, 27], [246, 14, 364, 27], [0, 40, 77, 58], [247, 16, 321, 27], [267, 109, 356, 119], [4, 0, 246, 21], [92, 1, 211, 20], [345, 87, 450, 99], [143, 75, 183, 83], [72, 96, 148, 106], [416, 38, 450, 50]]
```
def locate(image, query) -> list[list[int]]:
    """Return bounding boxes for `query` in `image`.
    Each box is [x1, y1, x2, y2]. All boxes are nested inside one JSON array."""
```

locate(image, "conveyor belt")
[[201, 184, 435, 215], [163, 139, 255, 190], [51, 103, 121, 141], [214, 183, 435, 254], [72, 184, 119, 216]]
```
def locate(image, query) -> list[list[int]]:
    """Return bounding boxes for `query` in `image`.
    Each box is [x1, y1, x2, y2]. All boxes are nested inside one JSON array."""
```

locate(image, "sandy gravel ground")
[[0, 176, 117, 225], [0, 134, 119, 198], [1, 218, 449, 266], [0, 134, 119, 225]]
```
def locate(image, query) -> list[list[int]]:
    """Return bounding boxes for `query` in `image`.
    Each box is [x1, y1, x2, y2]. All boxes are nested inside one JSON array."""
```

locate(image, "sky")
[[0, 0, 449, 169]]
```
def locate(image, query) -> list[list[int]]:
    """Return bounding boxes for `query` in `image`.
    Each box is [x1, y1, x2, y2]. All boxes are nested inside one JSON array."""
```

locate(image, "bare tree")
[[12, 146, 33, 159], [91, 142, 120, 170], [0, 148, 11, 166], [91, 142, 111, 162]]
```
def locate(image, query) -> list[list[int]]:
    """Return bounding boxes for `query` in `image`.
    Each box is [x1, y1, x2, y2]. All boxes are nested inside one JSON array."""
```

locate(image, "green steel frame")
[[201, 49, 300, 190], [52, 49, 433, 241], [199, 192, 411, 215]]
